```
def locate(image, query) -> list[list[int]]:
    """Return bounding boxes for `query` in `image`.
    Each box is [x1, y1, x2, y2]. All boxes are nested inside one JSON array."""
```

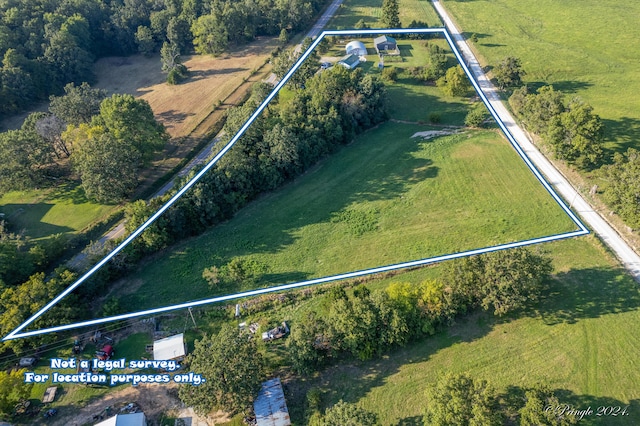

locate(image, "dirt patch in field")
[[94, 37, 278, 139]]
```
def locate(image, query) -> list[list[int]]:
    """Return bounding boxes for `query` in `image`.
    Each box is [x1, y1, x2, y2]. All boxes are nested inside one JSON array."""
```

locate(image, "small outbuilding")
[[254, 378, 291, 426], [345, 40, 367, 56], [95, 412, 147, 426], [338, 54, 360, 70], [153, 333, 186, 361], [374, 35, 398, 54]]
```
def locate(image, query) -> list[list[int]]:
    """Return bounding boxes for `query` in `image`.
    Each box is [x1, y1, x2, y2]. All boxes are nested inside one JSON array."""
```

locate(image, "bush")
[[381, 66, 398, 82], [428, 112, 441, 124], [167, 64, 188, 85], [465, 102, 489, 127]]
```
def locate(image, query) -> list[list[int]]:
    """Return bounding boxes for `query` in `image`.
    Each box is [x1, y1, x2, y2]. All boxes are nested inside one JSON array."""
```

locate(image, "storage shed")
[[374, 35, 398, 54], [345, 40, 367, 56], [254, 378, 291, 426], [153, 333, 186, 361]]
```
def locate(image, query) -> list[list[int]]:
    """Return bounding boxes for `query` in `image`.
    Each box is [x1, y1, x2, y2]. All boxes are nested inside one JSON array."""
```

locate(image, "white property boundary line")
[[3, 28, 588, 341]]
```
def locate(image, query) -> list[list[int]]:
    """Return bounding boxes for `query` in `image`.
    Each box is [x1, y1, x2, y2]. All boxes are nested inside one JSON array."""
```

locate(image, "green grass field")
[[109, 112, 577, 313], [282, 237, 640, 425], [0, 182, 118, 241], [439, 0, 640, 154], [329, 0, 442, 29]]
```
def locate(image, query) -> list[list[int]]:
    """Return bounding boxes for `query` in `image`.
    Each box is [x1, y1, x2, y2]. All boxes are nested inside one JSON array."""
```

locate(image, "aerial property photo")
[[1, 0, 640, 425]]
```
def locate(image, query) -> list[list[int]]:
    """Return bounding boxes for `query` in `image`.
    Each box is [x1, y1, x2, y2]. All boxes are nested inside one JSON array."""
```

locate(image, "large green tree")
[[381, 0, 401, 28], [0, 129, 53, 194], [437, 65, 472, 97], [544, 98, 604, 169], [603, 148, 640, 228], [494, 56, 526, 90], [424, 373, 503, 426], [178, 325, 265, 415], [72, 133, 140, 203], [191, 14, 228, 55], [0, 369, 33, 418], [49, 82, 107, 126], [99, 94, 168, 164], [311, 400, 379, 426], [519, 384, 577, 426]]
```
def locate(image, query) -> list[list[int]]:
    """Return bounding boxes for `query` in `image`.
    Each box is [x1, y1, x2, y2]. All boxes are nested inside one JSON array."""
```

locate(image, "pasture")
[[439, 0, 640, 154], [110, 116, 577, 313], [284, 236, 640, 425]]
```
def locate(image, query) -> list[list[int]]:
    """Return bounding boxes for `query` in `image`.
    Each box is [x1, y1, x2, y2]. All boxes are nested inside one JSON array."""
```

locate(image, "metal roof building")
[[345, 40, 367, 56], [254, 378, 291, 426], [95, 412, 147, 426], [153, 333, 186, 361]]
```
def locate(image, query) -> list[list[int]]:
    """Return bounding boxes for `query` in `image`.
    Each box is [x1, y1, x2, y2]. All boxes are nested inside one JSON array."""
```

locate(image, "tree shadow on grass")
[[601, 116, 640, 156], [525, 80, 593, 94], [0, 203, 74, 238], [501, 386, 640, 425], [526, 266, 640, 326]]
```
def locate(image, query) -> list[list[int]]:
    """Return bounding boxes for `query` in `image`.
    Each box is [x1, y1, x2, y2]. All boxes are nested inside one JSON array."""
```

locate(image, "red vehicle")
[[95, 344, 114, 360]]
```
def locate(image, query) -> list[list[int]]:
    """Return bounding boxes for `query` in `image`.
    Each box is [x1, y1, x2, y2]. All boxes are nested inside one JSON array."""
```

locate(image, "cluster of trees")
[[121, 65, 387, 259], [424, 373, 577, 426], [178, 324, 264, 415], [286, 248, 552, 373], [509, 85, 604, 169], [308, 400, 379, 426], [0, 368, 32, 418], [408, 42, 448, 82], [0, 83, 168, 203], [602, 148, 640, 228]]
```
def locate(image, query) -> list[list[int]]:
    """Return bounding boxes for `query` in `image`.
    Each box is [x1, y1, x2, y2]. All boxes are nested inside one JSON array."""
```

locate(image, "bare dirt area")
[[94, 37, 278, 139]]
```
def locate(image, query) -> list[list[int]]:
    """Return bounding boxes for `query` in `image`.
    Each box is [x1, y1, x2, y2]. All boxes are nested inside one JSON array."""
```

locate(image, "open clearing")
[[328, 0, 442, 29], [93, 37, 278, 139]]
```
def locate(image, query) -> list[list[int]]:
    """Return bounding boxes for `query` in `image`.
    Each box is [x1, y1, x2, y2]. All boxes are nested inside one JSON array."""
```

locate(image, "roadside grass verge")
[[439, 0, 640, 155], [105, 117, 577, 314]]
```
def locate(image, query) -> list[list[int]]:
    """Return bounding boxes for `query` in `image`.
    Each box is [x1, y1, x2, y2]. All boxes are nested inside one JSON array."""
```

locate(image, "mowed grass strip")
[[439, 0, 640, 153], [114, 120, 577, 312], [284, 237, 640, 425]]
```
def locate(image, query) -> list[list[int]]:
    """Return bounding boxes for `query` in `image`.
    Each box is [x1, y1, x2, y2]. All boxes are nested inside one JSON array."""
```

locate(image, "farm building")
[[374, 35, 398, 54], [254, 378, 291, 426], [153, 333, 186, 361], [95, 412, 147, 426], [345, 40, 367, 56], [338, 54, 360, 70]]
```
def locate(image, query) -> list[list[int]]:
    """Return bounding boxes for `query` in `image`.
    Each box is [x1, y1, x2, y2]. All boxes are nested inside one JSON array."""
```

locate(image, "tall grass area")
[[0, 182, 118, 241], [439, 0, 640, 154], [285, 236, 640, 425], [329, 0, 442, 28], [109, 115, 577, 314]]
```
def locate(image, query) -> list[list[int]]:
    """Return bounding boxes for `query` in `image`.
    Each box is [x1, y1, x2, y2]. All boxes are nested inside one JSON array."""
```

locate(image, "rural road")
[[431, 0, 640, 282]]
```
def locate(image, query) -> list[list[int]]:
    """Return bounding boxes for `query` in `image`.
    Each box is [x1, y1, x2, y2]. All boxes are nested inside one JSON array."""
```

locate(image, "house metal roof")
[[254, 378, 291, 426]]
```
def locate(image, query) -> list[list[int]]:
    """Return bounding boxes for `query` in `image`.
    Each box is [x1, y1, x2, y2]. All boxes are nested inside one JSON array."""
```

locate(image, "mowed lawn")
[[439, 0, 640, 153], [0, 182, 117, 241], [285, 236, 640, 425], [112, 118, 577, 313]]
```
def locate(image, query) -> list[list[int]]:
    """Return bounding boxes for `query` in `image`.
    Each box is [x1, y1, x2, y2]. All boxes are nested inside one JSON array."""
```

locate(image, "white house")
[[337, 54, 361, 70], [345, 40, 367, 56]]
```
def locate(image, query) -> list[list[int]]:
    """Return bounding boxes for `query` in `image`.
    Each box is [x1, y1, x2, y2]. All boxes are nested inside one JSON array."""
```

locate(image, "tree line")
[[0, 0, 331, 118], [286, 248, 552, 373], [172, 247, 554, 421], [492, 56, 639, 232]]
